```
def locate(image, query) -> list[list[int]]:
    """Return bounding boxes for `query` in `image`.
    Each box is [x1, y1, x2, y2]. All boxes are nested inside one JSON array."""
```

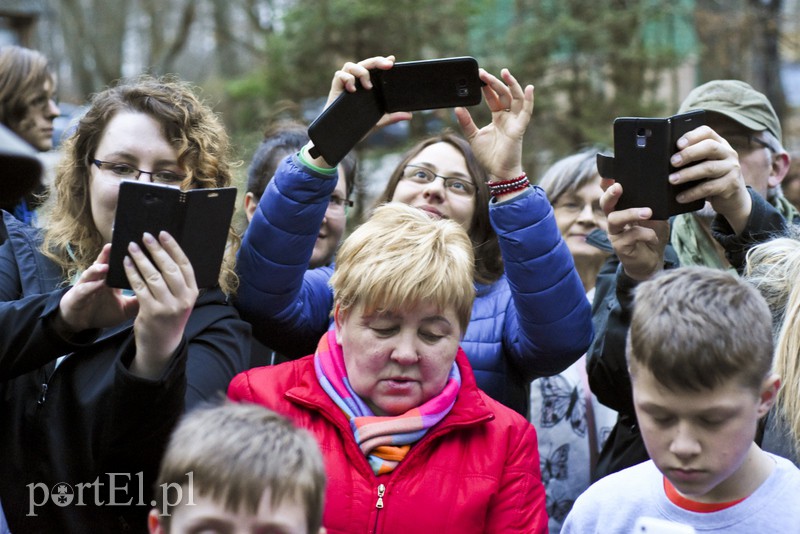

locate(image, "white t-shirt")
[[561, 454, 800, 533]]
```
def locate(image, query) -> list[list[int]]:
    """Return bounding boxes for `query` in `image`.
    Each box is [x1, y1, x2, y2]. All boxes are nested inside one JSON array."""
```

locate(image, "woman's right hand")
[[326, 55, 412, 129], [57, 243, 138, 335]]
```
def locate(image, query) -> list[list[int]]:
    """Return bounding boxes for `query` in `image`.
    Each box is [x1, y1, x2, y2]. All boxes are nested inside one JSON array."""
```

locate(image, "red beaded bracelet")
[[487, 173, 530, 197]]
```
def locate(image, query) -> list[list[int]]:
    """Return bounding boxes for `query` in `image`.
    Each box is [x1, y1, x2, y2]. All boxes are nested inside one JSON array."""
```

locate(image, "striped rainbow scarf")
[[314, 329, 461, 475]]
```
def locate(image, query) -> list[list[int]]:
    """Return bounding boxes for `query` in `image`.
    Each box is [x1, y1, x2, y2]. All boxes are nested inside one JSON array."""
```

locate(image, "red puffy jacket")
[[228, 349, 548, 534]]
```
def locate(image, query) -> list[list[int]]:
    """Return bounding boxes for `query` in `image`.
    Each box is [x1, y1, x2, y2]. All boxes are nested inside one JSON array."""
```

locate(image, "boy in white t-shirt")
[[562, 267, 800, 533]]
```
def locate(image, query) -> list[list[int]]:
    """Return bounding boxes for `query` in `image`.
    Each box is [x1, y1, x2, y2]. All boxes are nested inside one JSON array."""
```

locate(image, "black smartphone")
[[307, 56, 483, 166], [106, 181, 237, 290], [599, 110, 706, 219], [376, 56, 482, 112]]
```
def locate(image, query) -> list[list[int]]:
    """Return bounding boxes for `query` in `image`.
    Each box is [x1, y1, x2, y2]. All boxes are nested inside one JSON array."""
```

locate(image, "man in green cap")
[[586, 79, 795, 481], [671, 79, 796, 270]]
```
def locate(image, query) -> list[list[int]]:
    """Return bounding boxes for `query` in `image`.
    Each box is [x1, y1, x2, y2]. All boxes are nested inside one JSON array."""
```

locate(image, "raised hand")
[[454, 68, 534, 181], [602, 182, 671, 282], [327, 55, 412, 130], [668, 125, 752, 234]]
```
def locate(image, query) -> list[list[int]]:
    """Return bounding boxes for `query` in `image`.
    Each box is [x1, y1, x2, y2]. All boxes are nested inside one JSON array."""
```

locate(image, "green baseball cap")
[[677, 80, 782, 141]]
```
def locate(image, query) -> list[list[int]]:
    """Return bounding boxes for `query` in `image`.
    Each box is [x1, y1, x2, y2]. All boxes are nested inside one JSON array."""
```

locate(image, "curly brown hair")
[[40, 75, 240, 294]]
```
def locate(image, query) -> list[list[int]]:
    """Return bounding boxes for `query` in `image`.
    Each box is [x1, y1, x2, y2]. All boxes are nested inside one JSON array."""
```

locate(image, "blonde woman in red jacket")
[[229, 201, 547, 533]]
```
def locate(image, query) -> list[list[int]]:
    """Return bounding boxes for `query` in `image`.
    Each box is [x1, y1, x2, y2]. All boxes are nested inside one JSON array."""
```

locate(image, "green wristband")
[[299, 146, 338, 175]]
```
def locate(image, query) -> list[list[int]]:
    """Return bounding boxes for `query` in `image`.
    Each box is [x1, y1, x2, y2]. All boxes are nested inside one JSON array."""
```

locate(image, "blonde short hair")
[[330, 202, 475, 332], [155, 402, 326, 533]]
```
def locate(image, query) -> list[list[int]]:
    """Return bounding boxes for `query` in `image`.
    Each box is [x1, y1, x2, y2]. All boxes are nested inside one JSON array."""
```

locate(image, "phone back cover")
[[378, 57, 482, 112], [307, 82, 384, 166], [106, 181, 236, 289], [613, 117, 703, 219]]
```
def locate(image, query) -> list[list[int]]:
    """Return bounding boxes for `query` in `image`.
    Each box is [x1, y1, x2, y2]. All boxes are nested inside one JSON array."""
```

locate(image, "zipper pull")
[[375, 483, 385, 509], [37, 383, 48, 405]]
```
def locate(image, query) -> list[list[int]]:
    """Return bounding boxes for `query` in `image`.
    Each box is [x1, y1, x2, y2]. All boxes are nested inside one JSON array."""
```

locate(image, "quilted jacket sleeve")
[[489, 186, 593, 380], [485, 412, 549, 533], [234, 154, 338, 357]]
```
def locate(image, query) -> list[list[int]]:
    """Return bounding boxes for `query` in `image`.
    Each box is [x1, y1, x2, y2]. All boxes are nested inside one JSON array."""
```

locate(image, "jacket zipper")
[[371, 483, 385, 533], [37, 364, 56, 406], [375, 483, 385, 509], [37, 382, 48, 405]]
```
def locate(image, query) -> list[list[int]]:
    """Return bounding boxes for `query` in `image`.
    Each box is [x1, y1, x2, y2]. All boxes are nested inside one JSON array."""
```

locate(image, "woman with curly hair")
[[0, 75, 250, 533]]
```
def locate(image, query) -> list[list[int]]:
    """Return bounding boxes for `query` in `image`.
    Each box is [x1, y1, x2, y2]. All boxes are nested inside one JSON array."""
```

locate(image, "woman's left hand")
[[454, 68, 534, 181], [124, 231, 198, 379]]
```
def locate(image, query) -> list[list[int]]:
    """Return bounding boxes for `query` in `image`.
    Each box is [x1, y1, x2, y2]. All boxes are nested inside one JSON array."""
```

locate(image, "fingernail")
[[670, 154, 682, 166], [676, 194, 685, 203], [123, 256, 132, 267], [128, 242, 141, 253], [669, 173, 680, 184], [638, 208, 651, 218], [143, 232, 155, 244], [676, 137, 687, 149]]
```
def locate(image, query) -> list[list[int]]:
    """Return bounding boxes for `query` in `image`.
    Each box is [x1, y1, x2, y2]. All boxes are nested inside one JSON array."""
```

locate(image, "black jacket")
[[0, 212, 250, 533], [586, 188, 789, 480]]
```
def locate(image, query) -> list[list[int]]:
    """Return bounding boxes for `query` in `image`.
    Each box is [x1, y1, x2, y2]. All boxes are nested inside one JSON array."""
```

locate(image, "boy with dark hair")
[[148, 402, 327, 534], [564, 267, 800, 532]]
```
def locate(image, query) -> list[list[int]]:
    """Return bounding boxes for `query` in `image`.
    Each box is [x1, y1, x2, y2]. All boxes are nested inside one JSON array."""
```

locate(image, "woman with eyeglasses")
[[0, 75, 250, 532], [235, 56, 592, 417]]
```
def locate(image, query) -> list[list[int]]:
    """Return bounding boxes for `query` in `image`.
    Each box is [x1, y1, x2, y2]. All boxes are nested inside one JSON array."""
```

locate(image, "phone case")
[[377, 56, 482, 112], [106, 181, 237, 289], [307, 79, 385, 166], [307, 57, 484, 166], [611, 110, 706, 219]]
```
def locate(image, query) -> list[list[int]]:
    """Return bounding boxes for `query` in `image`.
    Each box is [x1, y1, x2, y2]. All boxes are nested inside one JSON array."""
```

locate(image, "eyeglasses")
[[92, 160, 186, 184], [328, 195, 353, 213], [554, 197, 605, 218], [724, 134, 775, 154], [401, 164, 476, 197]]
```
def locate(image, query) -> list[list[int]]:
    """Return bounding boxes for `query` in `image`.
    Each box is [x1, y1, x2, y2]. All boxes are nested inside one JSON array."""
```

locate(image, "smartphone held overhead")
[[597, 110, 706, 219], [308, 56, 483, 166]]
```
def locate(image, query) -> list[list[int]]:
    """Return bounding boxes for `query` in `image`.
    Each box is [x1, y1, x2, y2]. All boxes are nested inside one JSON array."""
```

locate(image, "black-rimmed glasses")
[[724, 134, 775, 154], [401, 164, 476, 197], [92, 160, 186, 184]]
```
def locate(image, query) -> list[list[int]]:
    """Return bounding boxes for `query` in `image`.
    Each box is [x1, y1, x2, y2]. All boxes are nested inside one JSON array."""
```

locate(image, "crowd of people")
[[1, 44, 800, 533]]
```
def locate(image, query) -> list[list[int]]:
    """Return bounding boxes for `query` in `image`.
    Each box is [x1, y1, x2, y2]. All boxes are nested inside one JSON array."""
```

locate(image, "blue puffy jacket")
[[235, 154, 593, 416]]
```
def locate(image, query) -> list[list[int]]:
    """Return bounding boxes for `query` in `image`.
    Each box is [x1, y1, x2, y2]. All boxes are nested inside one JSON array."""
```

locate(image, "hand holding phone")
[[308, 56, 483, 166], [597, 110, 706, 219], [106, 181, 236, 289]]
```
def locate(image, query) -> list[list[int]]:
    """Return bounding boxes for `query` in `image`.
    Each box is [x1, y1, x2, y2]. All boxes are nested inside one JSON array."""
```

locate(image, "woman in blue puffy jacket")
[[235, 55, 592, 416]]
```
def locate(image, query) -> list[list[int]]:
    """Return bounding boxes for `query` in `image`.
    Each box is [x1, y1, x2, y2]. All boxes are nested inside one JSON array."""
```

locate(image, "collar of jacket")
[[285, 348, 495, 441]]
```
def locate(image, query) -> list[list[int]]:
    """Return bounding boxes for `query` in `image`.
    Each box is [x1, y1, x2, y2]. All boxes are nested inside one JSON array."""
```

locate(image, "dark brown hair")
[[372, 132, 503, 285]]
